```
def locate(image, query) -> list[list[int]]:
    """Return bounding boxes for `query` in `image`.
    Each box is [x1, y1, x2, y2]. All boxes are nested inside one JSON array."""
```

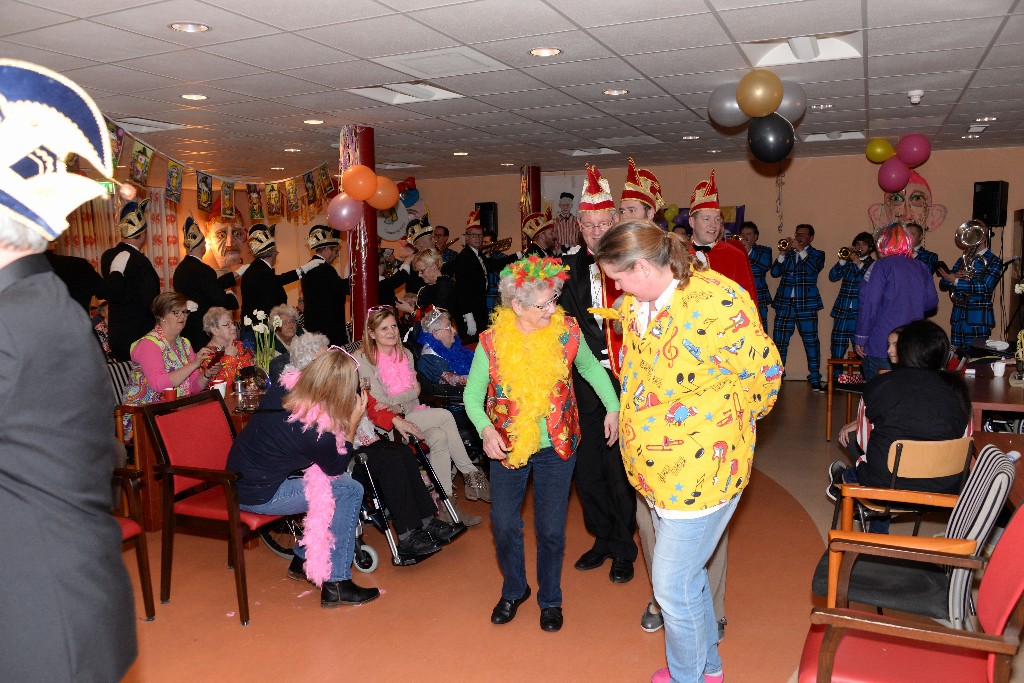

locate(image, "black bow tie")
[[693, 244, 712, 253]]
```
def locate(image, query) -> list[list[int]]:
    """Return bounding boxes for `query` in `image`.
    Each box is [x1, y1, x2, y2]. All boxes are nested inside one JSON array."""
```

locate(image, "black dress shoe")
[[397, 528, 442, 556], [491, 585, 531, 625], [574, 548, 612, 571], [423, 518, 460, 545], [609, 558, 634, 583], [321, 579, 380, 608], [287, 555, 309, 582], [540, 606, 563, 632]]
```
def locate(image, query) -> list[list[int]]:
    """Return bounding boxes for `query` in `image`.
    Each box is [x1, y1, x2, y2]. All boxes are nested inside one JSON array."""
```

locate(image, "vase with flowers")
[[244, 309, 281, 375]]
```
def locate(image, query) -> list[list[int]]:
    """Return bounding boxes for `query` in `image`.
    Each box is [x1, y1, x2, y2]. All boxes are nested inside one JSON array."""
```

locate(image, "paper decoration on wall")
[[316, 163, 333, 198], [128, 140, 153, 186], [107, 121, 125, 164], [285, 179, 300, 214], [265, 182, 282, 216], [165, 160, 184, 203], [197, 171, 212, 212], [246, 183, 264, 220], [220, 181, 235, 217], [299, 196, 310, 226], [303, 171, 318, 205]]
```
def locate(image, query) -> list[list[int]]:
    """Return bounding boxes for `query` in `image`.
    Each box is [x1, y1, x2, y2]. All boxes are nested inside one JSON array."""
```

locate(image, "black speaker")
[[973, 180, 1009, 227], [475, 201, 498, 238]]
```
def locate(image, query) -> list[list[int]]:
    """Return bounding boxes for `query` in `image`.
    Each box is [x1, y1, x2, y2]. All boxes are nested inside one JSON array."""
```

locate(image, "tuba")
[[950, 219, 988, 305], [838, 246, 852, 261]]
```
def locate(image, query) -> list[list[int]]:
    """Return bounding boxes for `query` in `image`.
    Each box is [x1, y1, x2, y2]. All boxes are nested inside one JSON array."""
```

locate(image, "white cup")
[[992, 362, 1007, 377], [211, 381, 227, 398]]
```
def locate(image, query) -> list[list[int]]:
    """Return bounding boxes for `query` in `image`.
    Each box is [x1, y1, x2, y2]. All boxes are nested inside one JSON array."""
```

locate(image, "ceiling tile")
[[653, 68, 752, 96], [471, 30, 614, 68], [206, 72, 329, 98], [866, 0, 1015, 28], [543, 0, 706, 27], [982, 43, 1024, 69], [205, 100, 309, 121], [285, 61, 411, 89], [205, 0, 393, 31], [412, 0, 574, 42], [625, 45, 748, 79], [478, 88, 577, 110], [591, 95, 680, 115], [524, 57, 642, 87], [202, 34, 355, 70], [271, 90, 382, 112], [972, 65, 1024, 87], [430, 70, 548, 96], [7, 19, 181, 61], [589, 14, 730, 55], [442, 110, 536, 127], [0, 2, 75, 37], [125, 82, 257, 106], [92, 0, 277, 46], [868, 48, 986, 78], [124, 49, 264, 81], [399, 98, 500, 116], [13, 0, 156, 19], [514, 102, 607, 122], [868, 17, 1007, 54], [719, 0, 863, 42], [868, 70, 973, 95], [61, 63, 181, 93], [0, 39, 100, 71], [299, 15, 457, 59], [561, 79, 668, 102]]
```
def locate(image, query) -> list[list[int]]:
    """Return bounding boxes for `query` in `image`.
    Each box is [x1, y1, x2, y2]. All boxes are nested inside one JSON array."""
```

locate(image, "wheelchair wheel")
[[260, 515, 303, 558], [353, 544, 378, 573]]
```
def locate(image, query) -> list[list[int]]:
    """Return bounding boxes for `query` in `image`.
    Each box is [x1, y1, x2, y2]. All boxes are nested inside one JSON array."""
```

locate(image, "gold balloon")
[[736, 69, 784, 118], [865, 137, 896, 164]]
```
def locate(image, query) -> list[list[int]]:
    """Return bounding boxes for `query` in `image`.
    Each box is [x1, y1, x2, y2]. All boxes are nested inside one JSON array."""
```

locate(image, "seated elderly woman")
[[122, 292, 220, 437], [270, 303, 302, 355], [410, 248, 457, 315], [356, 305, 491, 518], [464, 256, 619, 633], [416, 305, 473, 387], [226, 345, 378, 607], [200, 306, 253, 385], [831, 319, 971, 532]]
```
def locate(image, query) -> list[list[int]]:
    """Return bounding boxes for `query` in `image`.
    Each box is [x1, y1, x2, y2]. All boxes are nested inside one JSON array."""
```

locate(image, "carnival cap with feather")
[[690, 169, 720, 213], [182, 216, 204, 250], [621, 157, 665, 210], [118, 198, 150, 239], [247, 223, 277, 257], [0, 59, 113, 240], [578, 164, 615, 213], [307, 224, 340, 250], [522, 207, 554, 241], [406, 217, 432, 244]]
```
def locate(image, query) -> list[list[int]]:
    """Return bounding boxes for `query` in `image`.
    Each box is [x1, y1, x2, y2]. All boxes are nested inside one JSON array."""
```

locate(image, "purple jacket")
[[855, 255, 937, 357]]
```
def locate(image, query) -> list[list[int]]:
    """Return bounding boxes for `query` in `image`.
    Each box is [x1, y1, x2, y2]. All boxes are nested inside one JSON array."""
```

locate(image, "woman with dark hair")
[[832, 319, 971, 531]]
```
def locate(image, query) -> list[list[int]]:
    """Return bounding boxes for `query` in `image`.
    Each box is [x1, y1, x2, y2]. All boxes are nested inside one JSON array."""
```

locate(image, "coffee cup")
[[211, 381, 227, 398], [992, 362, 1007, 377], [162, 388, 177, 402]]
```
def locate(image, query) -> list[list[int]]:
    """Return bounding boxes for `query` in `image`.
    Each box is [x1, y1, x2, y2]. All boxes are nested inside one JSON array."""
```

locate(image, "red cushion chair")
[[141, 391, 281, 626], [113, 467, 154, 620]]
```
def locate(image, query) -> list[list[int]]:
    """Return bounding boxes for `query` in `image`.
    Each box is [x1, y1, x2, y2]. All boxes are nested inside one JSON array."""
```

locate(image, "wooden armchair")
[[825, 355, 865, 441], [112, 467, 154, 620]]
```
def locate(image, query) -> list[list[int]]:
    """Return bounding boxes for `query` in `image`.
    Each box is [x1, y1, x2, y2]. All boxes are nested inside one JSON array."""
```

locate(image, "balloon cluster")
[[708, 70, 806, 164], [326, 164, 400, 232], [661, 204, 687, 227], [865, 134, 931, 193]]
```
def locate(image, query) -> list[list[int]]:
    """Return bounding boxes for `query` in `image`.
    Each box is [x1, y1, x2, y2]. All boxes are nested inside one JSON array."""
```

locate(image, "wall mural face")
[[203, 214, 249, 269], [868, 170, 947, 234]]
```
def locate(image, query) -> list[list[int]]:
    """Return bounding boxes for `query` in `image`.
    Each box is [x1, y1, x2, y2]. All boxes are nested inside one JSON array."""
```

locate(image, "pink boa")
[[280, 369, 348, 586], [376, 346, 416, 394]]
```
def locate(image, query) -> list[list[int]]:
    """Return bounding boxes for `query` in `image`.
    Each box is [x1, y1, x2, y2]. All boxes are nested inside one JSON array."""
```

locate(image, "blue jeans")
[[241, 474, 363, 582], [653, 494, 742, 683], [489, 448, 576, 608], [861, 355, 891, 382]]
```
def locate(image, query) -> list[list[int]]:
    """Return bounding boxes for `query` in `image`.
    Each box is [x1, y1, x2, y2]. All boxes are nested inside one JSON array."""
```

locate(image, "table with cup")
[[963, 357, 1024, 431]]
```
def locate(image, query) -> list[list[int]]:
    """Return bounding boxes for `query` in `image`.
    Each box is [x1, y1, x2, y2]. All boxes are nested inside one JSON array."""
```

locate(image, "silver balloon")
[[707, 83, 749, 128], [776, 81, 807, 123]]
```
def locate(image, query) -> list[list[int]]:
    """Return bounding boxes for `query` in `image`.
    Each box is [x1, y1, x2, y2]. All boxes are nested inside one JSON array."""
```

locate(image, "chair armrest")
[[838, 484, 959, 509], [828, 531, 978, 557], [112, 468, 144, 520], [113, 467, 142, 481], [810, 607, 1019, 656], [154, 464, 241, 483]]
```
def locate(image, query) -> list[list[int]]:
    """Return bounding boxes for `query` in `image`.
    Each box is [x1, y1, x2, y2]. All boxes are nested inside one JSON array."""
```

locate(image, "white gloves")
[[300, 258, 324, 274], [109, 251, 130, 274], [464, 313, 477, 336], [838, 259, 848, 266], [235, 263, 250, 278]]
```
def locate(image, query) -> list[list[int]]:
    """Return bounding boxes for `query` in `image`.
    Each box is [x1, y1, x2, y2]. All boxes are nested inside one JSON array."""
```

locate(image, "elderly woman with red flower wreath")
[[464, 256, 620, 633]]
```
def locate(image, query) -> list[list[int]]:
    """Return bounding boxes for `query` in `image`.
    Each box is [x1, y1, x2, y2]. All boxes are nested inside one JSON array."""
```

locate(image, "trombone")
[[481, 237, 512, 255]]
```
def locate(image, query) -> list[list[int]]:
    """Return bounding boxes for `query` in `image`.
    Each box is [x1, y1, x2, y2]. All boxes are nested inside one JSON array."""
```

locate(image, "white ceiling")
[[3, 0, 1022, 181]]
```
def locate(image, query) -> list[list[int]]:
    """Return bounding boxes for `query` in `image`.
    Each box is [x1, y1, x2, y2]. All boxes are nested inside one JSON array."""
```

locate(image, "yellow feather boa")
[[490, 306, 570, 467]]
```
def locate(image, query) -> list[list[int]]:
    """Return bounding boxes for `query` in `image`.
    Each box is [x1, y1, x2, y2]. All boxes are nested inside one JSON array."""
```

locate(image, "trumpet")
[[778, 238, 792, 251], [729, 234, 748, 248], [481, 237, 512, 255], [838, 246, 852, 260]]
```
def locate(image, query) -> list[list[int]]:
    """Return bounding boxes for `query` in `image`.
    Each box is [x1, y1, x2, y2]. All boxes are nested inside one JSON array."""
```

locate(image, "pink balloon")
[[895, 133, 931, 168], [327, 193, 362, 232], [878, 157, 910, 193]]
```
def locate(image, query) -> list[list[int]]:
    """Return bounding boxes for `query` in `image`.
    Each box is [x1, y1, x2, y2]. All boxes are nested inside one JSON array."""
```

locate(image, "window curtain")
[[58, 188, 181, 291]]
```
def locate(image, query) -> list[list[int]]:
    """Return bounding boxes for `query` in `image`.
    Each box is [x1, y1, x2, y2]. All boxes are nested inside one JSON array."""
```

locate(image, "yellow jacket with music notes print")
[[616, 272, 782, 512]]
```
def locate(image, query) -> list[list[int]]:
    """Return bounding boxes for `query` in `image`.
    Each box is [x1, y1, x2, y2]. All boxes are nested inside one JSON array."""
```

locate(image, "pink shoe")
[[705, 671, 725, 683], [651, 668, 671, 683]]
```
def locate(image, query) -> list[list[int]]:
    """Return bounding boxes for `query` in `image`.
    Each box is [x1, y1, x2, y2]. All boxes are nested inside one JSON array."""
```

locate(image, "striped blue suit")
[[770, 246, 825, 384]]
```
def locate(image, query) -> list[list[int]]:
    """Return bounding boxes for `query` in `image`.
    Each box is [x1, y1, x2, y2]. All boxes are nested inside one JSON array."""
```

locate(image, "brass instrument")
[[729, 234, 747, 248], [778, 238, 792, 251], [481, 237, 512, 255], [838, 246, 852, 261], [444, 238, 459, 249], [950, 219, 988, 305]]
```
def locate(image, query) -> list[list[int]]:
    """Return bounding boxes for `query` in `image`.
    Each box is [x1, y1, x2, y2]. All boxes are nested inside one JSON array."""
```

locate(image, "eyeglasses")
[[528, 295, 559, 310], [580, 221, 614, 232], [432, 325, 453, 332], [465, 232, 483, 238], [170, 309, 188, 317]]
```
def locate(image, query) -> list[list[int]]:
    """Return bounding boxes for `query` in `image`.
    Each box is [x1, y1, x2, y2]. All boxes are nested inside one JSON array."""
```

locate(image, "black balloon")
[[747, 113, 794, 163]]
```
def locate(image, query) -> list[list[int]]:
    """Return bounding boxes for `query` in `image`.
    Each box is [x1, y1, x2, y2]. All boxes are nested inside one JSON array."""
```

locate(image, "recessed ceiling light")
[[304, 119, 324, 125], [603, 88, 629, 96], [707, 149, 722, 154], [530, 47, 561, 57], [453, 151, 469, 156], [975, 116, 997, 122], [169, 22, 211, 33], [180, 93, 207, 101], [962, 134, 980, 139], [680, 135, 700, 141], [809, 103, 834, 111], [500, 162, 515, 166], [271, 167, 284, 170], [284, 148, 301, 152]]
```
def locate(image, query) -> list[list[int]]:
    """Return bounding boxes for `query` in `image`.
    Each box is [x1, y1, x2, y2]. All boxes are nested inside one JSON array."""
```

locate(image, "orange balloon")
[[341, 164, 377, 201], [366, 176, 399, 210], [736, 69, 784, 118]]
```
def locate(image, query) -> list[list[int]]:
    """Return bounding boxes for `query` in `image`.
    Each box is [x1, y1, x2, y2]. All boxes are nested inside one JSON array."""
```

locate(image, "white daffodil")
[[255, 310, 267, 321], [243, 316, 253, 326], [185, 300, 198, 312], [253, 323, 268, 334], [1015, 283, 1024, 295], [272, 315, 282, 328]]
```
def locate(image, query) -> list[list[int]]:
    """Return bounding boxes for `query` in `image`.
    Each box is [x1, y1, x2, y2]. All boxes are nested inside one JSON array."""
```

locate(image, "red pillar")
[[351, 126, 377, 340]]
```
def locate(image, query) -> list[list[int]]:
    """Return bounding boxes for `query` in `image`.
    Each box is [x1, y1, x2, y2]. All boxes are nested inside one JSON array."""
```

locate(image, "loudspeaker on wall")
[[475, 201, 498, 238], [973, 180, 1009, 227]]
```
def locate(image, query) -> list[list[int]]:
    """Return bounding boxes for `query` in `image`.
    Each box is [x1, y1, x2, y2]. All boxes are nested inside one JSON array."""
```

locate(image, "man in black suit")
[[44, 248, 102, 311], [447, 209, 491, 341], [0, 58, 136, 682], [100, 198, 160, 361], [521, 208, 559, 258], [241, 223, 318, 326], [301, 225, 350, 346], [558, 163, 638, 585], [173, 216, 239, 349]]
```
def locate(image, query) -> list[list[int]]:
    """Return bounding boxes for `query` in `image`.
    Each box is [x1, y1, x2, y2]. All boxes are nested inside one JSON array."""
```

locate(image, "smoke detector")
[[908, 89, 924, 105]]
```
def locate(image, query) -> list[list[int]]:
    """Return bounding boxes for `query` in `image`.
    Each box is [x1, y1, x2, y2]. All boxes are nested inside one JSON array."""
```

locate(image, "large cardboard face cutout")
[[868, 171, 947, 233], [203, 215, 248, 269]]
